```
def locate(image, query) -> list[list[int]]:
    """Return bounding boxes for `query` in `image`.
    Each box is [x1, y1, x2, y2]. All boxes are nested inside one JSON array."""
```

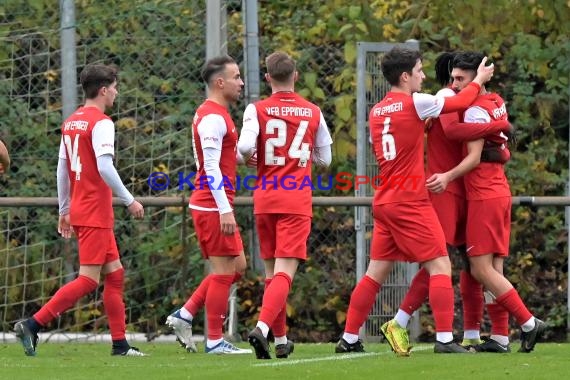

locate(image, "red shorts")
[[73, 227, 119, 265], [191, 209, 243, 258], [255, 213, 311, 260], [430, 191, 466, 247], [466, 197, 511, 257], [371, 200, 448, 263]]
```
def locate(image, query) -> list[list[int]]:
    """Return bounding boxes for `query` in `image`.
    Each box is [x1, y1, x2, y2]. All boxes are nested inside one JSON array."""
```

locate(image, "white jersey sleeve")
[[91, 119, 115, 157], [312, 145, 332, 167], [58, 137, 67, 159], [97, 154, 135, 206], [57, 157, 70, 215], [412, 92, 446, 120], [315, 110, 333, 147], [197, 114, 227, 150], [464, 106, 491, 123], [436, 88, 456, 98], [197, 113, 231, 214], [202, 147, 232, 214], [238, 103, 260, 157]]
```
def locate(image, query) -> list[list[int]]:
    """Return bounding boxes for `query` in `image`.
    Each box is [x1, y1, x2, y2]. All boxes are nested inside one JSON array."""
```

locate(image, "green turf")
[[2, 341, 569, 380]]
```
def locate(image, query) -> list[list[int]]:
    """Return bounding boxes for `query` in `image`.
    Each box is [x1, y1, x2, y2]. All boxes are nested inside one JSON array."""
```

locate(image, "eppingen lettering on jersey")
[[265, 106, 313, 118], [492, 103, 507, 119], [373, 102, 403, 116], [147, 171, 424, 192], [63, 120, 89, 131]]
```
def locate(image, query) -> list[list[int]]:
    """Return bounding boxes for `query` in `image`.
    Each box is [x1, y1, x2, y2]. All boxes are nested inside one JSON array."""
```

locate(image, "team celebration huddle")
[[13, 46, 545, 358]]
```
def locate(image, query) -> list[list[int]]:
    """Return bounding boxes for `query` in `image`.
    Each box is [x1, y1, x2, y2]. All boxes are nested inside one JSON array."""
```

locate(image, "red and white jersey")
[[58, 106, 115, 228], [370, 91, 448, 205], [463, 93, 511, 200], [427, 88, 465, 197], [189, 100, 238, 210], [242, 92, 332, 216]]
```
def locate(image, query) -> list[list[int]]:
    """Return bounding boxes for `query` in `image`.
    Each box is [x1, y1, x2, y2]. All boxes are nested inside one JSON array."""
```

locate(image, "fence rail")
[[1, 196, 570, 207]]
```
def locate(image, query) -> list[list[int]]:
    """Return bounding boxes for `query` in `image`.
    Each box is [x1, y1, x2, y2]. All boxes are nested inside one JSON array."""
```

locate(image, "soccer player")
[[452, 51, 545, 353], [381, 52, 513, 354], [0, 139, 10, 174], [14, 64, 146, 357], [165, 55, 252, 355], [237, 51, 332, 359], [336, 46, 494, 355]]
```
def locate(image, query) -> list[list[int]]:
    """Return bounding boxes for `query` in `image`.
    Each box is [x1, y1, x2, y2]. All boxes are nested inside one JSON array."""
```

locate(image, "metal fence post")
[[59, 0, 77, 120]]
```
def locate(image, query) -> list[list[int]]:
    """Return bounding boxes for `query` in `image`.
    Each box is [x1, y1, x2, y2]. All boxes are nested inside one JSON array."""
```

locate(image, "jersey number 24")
[[265, 119, 310, 167]]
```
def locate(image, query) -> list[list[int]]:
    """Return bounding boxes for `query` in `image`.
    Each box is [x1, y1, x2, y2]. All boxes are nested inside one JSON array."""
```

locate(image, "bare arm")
[[426, 139, 484, 193]]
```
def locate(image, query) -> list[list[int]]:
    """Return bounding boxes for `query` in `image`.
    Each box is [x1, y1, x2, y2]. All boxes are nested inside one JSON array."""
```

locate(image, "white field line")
[[252, 345, 432, 367]]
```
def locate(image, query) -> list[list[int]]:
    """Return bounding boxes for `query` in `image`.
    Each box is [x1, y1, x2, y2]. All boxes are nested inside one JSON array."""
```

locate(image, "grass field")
[[2, 341, 569, 380]]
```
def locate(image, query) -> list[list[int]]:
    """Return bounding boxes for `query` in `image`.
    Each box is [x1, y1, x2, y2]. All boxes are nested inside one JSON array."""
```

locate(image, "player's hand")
[[504, 122, 517, 147], [220, 211, 237, 235], [58, 214, 73, 239], [426, 173, 450, 194], [246, 152, 257, 168], [475, 56, 494, 83], [127, 200, 145, 219]]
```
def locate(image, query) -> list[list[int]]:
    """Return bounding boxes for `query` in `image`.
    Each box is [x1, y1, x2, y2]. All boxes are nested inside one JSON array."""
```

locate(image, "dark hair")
[[80, 64, 117, 99], [266, 51, 296, 82], [452, 51, 484, 72], [381, 47, 422, 86], [435, 52, 456, 86], [201, 55, 236, 84]]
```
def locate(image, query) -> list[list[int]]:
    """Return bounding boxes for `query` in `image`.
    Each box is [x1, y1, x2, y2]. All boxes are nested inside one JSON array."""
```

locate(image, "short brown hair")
[[80, 64, 117, 99], [265, 51, 296, 82], [381, 47, 422, 86], [201, 55, 236, 84]]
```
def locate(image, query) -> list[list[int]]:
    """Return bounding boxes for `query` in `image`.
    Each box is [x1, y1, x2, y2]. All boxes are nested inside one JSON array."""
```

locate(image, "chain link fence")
[[2, 0, 566, 345], [0, 1, 357, 343]]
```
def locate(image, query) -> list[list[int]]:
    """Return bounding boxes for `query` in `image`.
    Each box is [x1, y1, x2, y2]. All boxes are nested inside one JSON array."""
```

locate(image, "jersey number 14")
[[63, 135, 82, 180]]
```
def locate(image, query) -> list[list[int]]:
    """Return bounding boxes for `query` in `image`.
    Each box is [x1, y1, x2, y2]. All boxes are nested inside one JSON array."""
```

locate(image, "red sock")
[[495, 288, 532, 326], [344, 275, 381, 334], [33, 275, 98, 326], [205, 274, 234, 340], [460, 270, 483, 331], [183, 274, 212, 316], [400, 267, 429, 313], [272, 305, 287, 337], [263, 278, 287, 337], [103, 268, 126, 340], [428, 274, 454, 332], [259, 273, 292, 329], [487, 303, 509, 336]]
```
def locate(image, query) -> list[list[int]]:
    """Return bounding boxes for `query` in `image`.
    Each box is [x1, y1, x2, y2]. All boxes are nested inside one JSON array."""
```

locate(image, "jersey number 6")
[[381, 117, 396, 160]]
